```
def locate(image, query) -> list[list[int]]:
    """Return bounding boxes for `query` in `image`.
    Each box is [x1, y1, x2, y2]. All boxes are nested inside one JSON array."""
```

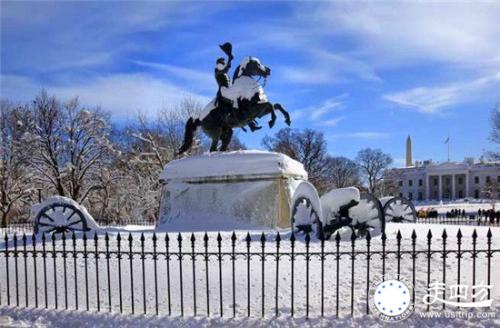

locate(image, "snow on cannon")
[[380, 196, 417, 223], [32, 196, 99, 234], [312, 187, 385, 240], [157, 150, 322, 232]]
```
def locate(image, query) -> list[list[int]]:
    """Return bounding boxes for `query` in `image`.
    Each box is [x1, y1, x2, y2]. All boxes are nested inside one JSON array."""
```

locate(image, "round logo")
[[369, 274, 414, 322]]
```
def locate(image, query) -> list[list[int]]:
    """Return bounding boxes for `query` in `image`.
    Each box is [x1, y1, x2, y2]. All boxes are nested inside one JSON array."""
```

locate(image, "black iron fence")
[[0, 228, 497, 318], [412, 215, 500, 226]]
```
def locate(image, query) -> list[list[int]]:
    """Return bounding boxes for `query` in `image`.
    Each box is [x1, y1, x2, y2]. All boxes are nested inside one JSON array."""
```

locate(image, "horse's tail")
[[177, 117, 201, 155]]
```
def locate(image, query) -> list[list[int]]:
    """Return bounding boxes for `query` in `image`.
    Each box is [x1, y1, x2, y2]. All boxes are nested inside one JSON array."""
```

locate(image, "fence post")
[[32, 233, 38, 308], [426, 230, 432, 312], [231, 232, 236, 318], [165, 233, 171, 316], [261, 232, 266, 318], [178, 233, 184, 317], [204, 232, 210, 317], [104, 233, 111, 313], [5, 234, 11, 306], [62, 232, 68, 310], [140, 233, 146, 314], [191, 233, 197, 317], [471, 229, 477, 303], [116, 233, 122, 313], [411, 230, 417, 305], [487, 228, 492, 300], [275, 232, 281, 317], [396, 230, 402, 279], [51, 233, 58, 309], [152, 233, 158, 315], [42, 232, 48, 309], [350, 231, 356, 316], [128, 233, 134, 314], [72, 232, 78, 310], [14, 233, 19, 307], [456, 229, 462, 305], [381, 231, 387, 280], [246, 232, 251, 317], [290, 232, 295, 317], [217, 232, 223, 317], [366, 231, 371, 315], [335, 232, 340, 318], [94, 232, 100, 312], [22, 233, 28, 308], [441, 229, 447, 310]]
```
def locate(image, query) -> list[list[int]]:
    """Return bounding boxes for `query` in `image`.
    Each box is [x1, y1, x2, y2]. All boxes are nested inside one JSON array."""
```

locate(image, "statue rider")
[[215, 42, 261, 132]]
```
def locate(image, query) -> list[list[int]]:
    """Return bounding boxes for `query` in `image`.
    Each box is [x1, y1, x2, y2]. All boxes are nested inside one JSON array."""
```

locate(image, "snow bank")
[[161, 150, 307, 182]]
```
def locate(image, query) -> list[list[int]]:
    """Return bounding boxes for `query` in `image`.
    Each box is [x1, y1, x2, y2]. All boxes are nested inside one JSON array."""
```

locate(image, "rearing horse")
[[178, 56, 291, 154]]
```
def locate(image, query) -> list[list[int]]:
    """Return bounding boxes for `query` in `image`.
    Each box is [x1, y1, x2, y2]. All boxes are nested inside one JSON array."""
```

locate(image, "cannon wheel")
[[291, 197, 322, 238], [383, 196, 416, 223], [353, 192, 385, 236], [34, 202, 89, 234]]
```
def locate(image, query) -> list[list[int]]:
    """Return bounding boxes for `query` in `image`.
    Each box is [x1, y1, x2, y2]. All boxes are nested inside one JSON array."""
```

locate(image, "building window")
[[474, 176, 479, 184], [418, 191, 423, 201], [434, 179, 438, 186], [409, 179, 413, 186], [398, 180, 403, 187], [399, 193, 403, 198], [418, 179, 423, 186], [408, 192, 413, 200], [458, 177, 463, 185], [458, 190, 463, 198], [474, 189, 479, 198], [498, 176, 500, 183], [486, 176, 491, 184]]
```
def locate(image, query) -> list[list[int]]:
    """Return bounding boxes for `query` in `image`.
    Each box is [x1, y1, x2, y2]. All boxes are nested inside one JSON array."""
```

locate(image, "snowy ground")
[[0, 306, 498, 327], [1, 223, 499, 326]]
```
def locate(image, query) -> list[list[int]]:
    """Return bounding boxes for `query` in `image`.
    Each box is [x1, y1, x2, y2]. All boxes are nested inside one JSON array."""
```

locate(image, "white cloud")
[[383, 72, 500, 114], [0, 74, 210, 119], [299, 2, 500, 67], [317, 116, 345, 127], [293, 97, 346, 121]]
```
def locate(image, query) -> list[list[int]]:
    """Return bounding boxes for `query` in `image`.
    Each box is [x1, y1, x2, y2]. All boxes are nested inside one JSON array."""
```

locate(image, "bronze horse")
[[178, 57, 291, 154]]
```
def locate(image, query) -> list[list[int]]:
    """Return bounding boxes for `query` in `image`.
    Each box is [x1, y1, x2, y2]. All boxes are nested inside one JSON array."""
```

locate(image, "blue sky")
[[1, 1, 499, 167]]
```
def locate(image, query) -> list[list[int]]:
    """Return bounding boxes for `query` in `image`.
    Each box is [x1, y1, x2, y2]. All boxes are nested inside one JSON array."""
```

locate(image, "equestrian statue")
[[178, 42, 291, 154]]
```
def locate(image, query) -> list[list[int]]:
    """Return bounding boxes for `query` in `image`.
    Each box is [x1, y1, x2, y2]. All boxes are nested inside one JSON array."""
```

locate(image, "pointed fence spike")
[[472, 229, 478, 239], [427, 230, 433, 239], [116, 232, 121, 241], [140, 233, 145, 241], [260, 232, 266, 243], [366, 230, 371, 241], [165, 233, 169, 242], [442, 229, 448, 239], [190, 233, 196, 243], [246, 232, 252, 243], [204, 232, 209, 242], [487, 228, 492, 238], [177, 233, 182, 242], [457, 229, 462, 239], [411, 230, 417, 239], [276, 232, 281, 242], [152, 232, 157, 241], [217, 232, 222, 242], [396, 230, 402, 239], [94, 231, 98, 241], [290, 231, 295, 242], [305, 232, 311, 243], [335, 231, 341, 242], [105, 232, 109, 241]]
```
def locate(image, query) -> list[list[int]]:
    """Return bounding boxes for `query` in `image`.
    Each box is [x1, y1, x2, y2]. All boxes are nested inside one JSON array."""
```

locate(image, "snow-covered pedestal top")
[[160, 150, 307, 182]]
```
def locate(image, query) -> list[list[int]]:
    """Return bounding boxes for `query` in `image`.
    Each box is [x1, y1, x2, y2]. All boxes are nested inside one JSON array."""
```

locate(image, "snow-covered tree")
[[23, 91, 115, 203], [0, 101, 34, 226]]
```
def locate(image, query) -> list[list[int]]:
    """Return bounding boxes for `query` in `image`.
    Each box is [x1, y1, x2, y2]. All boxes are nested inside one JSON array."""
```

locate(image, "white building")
[[390, 136, 500, 201]]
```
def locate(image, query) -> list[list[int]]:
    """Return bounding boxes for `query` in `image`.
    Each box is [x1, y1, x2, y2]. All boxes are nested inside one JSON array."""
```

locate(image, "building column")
[[425, 174, 430, 200], [438, 175, 442, 200], [465, 172, 469, 198], [451, 174, 456, 200]]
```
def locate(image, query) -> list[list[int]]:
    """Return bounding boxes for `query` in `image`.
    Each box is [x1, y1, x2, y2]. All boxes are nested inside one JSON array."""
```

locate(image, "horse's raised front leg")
[[274, 103, 291, 126], [219, 127, 233, 151]]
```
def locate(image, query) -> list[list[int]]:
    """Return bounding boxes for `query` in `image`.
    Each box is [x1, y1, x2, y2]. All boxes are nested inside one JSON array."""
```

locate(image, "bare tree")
[[262, 128, 331, 193], [0, 101, 33, 226], [356, 148, 393, 195], [325, 156, 359, 189], [23, 91, 115, 203], [487, 103, 500, 161]]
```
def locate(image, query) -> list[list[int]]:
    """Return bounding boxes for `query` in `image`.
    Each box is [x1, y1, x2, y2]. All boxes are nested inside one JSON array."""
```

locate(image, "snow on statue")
[[178, 42, 291, 154]]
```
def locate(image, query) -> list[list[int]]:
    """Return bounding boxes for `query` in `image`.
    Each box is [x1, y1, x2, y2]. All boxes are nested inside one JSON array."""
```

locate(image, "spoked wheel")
[[291, 197, 322, 238], [350, 193, 385, 237], [383, 196, 416, 223], [34, 202, 89, 234]]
